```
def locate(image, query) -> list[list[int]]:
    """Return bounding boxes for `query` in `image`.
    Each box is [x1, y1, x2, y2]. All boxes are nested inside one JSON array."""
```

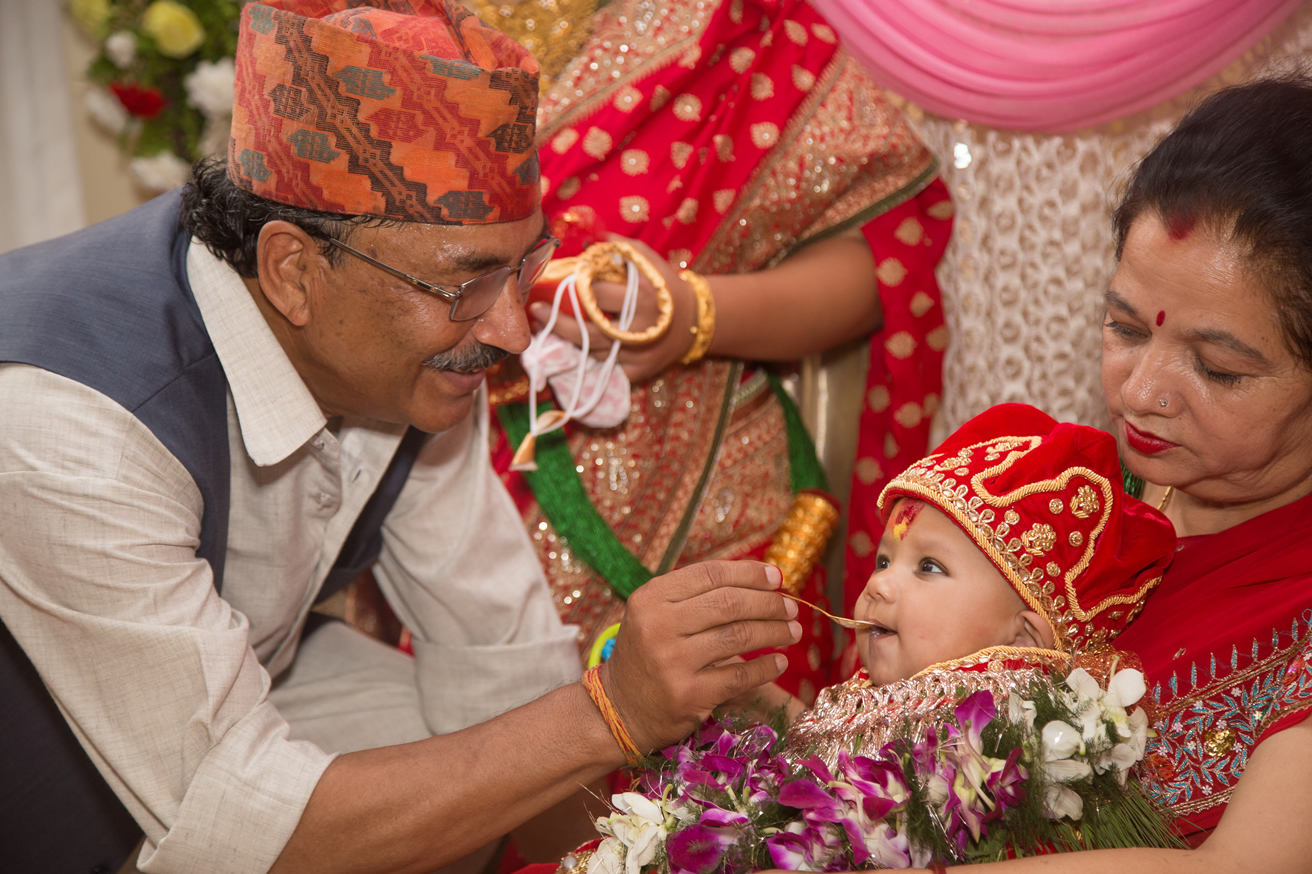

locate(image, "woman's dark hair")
[[1113, 72, 1312, 370], [179, 156, 400, 278]]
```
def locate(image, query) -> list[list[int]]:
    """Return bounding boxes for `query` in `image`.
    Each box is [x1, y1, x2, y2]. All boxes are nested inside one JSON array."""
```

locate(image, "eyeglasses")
[[327, 234, 560, 321]]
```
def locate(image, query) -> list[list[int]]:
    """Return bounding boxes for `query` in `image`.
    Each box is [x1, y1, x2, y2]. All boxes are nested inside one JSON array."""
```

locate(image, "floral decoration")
[[71, 0, 241, 192], [586, 667, 1179, 873]]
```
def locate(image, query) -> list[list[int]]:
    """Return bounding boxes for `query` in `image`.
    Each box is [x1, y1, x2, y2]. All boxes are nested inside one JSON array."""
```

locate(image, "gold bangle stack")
[[763, 491, 841, 595], [677, 269, 716, 365]]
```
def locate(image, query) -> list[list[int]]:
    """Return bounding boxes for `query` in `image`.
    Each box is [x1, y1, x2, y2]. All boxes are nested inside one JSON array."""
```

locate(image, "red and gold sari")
[[488, 0, 948, 701], [1117, 490, 1312, 840]]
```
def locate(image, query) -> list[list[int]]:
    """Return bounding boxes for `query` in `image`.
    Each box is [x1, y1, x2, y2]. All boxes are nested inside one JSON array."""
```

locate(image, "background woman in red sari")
[[483, 0, 950, 702]]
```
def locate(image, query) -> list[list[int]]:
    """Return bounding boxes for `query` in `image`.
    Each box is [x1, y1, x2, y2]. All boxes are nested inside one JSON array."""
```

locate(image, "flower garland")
[[584, 667, 1180, 873], [70, 0, 240, 192]]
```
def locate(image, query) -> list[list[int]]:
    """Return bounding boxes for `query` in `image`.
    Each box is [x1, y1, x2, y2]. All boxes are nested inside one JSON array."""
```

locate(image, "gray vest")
[[0, 192, 423, 872]]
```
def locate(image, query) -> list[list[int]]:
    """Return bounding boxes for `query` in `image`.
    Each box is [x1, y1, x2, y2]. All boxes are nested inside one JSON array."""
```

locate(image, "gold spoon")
[[782, 593, 879, 631]]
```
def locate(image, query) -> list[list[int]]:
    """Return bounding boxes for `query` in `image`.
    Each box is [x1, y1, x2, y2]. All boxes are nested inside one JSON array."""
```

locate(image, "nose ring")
[[1158, 397, 1169, 408]]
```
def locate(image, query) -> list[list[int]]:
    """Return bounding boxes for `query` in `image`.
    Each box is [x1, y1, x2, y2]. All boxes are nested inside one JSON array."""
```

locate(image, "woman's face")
[[1102, 214, 1312, 507]]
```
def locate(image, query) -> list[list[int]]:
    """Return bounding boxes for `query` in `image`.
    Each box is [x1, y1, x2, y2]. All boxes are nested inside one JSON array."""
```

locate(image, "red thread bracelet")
[[582, 665, 642, 766]]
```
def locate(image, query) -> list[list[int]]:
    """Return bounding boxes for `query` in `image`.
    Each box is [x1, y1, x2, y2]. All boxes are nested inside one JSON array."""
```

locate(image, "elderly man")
[[0, 3, 798, 872]]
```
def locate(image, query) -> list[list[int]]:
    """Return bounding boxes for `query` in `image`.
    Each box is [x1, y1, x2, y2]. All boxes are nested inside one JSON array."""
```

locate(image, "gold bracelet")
[[677, 269, 716, 365], [541, 242, 675, 344]]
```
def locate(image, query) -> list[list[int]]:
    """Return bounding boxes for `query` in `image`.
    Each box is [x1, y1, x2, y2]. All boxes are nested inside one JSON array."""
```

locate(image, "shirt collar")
[[187, 239, 327, 466]]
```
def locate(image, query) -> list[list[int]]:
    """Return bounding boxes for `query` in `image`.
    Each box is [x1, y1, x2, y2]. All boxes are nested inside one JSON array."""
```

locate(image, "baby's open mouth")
[[864, 621, 894, 639]]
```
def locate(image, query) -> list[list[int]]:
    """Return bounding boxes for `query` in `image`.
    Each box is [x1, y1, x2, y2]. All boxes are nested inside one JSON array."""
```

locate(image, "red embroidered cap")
[[878, 403, 1176, 653], [228, 0, 541, 224]]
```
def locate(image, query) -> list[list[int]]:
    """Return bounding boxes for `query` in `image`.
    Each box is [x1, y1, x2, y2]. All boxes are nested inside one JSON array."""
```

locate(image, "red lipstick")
[[1124, 421, 1178, 455]]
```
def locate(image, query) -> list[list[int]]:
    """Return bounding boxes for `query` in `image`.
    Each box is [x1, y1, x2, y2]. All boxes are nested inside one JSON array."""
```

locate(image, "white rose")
[[106, 30, 138, 68], [85, 87, 129, 134], [184, 57, 235, 118], [129, 152, 191, 192]]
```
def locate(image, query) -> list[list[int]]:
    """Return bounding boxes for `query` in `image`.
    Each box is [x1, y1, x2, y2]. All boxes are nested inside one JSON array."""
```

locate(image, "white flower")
[[1045, 759, 1093, 782], [1008, 693, 1037, 730], [1043, 784, 1084, 820], [585, 837, 625, 874], [105, 30, 138, 68], [611, 792, 664, 826], [1064, 668, 1102, 703], [1126, 706, 1150, 757], [128, 152, 191, 192], [85, 87, 129, 134], [594, 793, 673, 874], [1042, 720, 1082, 761], [1106, 669, 1146, 710], [184, 57, 235, 118]]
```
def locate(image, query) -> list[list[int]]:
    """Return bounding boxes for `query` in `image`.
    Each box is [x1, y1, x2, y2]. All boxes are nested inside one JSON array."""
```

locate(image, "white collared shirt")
[[0, 240, 580, 873]]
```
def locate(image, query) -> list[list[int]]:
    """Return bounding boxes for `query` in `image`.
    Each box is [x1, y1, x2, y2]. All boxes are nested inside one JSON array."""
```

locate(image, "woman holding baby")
[[877, 74, 1312, 873]]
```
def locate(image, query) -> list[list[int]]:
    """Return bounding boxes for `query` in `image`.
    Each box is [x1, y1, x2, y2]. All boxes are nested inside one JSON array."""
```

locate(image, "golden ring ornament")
[[538, 241, 675, 344]]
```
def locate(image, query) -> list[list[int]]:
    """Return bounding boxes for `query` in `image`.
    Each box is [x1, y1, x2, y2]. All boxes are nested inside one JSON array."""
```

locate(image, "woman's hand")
[[528, 227, 883, 382], [529, 235, 698, 383]]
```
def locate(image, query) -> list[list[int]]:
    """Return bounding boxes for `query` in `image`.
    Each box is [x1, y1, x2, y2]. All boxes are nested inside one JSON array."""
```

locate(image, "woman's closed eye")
[[1195, 354, 1243, 386], [1104, 318, 1145, 341]]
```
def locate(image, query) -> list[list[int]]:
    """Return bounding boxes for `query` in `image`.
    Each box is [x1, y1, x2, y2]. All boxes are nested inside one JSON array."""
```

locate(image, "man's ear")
[[1011, 609, 1056, 650], [255, 220, 322, 327]]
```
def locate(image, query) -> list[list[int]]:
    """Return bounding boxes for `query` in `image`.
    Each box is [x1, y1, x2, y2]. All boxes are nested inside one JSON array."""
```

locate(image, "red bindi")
[[1156, 310, 1165, 327]]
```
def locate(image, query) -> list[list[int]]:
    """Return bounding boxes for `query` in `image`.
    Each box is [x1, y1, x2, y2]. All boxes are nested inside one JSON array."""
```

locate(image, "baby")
[[570, 405, 1182, 874], [787, 401, 1177, 758]]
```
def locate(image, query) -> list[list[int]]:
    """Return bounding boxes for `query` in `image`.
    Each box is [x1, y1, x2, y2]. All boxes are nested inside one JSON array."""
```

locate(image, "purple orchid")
[[666, 825, 730, 874]]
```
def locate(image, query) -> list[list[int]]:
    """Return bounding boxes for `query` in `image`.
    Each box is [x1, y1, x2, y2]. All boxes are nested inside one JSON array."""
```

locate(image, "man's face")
[[292, 212, 545, 433]]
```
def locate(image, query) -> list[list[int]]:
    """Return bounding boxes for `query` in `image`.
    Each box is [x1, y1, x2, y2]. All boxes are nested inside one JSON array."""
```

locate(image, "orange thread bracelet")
[[582, 665, 642, 766]]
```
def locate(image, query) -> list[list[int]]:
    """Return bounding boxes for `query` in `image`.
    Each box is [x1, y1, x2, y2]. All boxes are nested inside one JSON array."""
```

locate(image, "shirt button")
[[312, 437, 326, 451]]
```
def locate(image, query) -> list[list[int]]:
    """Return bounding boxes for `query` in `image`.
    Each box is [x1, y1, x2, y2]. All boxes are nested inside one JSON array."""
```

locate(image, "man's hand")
[[599, 560, 800, 751]]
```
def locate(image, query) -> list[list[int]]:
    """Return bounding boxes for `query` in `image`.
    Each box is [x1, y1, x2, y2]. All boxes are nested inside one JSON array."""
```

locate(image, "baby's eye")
[[874, 554, 890, 570], [918, 558, 946, 575]]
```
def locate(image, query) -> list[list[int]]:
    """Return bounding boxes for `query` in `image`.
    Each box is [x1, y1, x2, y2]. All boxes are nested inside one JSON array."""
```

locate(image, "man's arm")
[[271, 560, 801, 874]]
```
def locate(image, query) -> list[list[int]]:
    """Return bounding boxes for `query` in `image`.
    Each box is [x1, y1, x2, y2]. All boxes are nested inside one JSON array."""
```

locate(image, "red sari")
[[1117, 489, 1312, 838], [488, 0, 948, 700]]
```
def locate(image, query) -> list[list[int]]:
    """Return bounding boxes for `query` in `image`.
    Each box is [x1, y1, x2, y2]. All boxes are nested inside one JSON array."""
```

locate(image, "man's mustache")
[[422, 342, 509, 374]]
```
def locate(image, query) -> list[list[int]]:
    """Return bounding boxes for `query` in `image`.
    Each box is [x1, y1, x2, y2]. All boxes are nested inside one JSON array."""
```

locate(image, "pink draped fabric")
[[809, 0, 1300, 131]]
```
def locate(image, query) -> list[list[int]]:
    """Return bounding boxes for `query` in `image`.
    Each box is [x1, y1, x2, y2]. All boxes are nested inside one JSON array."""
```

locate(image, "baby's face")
[[855, 500, 1028, 685]]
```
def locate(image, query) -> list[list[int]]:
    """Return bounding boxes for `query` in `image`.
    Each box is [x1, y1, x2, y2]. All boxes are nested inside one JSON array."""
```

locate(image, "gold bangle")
[[677, 269, 716, 365], [582, 665, 642, 767], [542, 242, 675, 344], [763, 490, 840, 595]]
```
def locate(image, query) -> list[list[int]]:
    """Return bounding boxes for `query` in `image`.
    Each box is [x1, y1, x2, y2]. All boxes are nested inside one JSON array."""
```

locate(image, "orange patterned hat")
[[228, 0, 540, 224], [878, 403, 1175, 654]]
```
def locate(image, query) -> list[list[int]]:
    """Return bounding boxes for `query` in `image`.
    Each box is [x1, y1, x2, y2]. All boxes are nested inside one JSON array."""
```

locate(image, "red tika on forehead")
[[1166, 212, 1195, 241], [891, 499, 923, 541]]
